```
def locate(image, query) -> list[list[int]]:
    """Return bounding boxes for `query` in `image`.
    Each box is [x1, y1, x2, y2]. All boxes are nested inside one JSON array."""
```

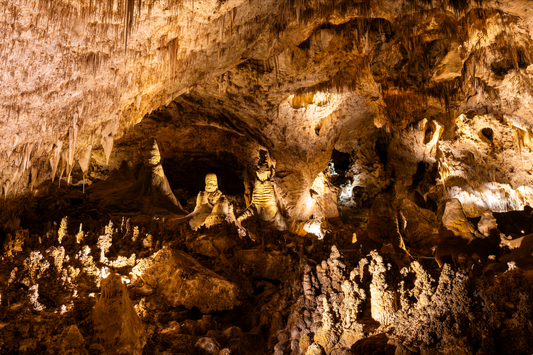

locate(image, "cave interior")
[[2, 0, 533, 354]]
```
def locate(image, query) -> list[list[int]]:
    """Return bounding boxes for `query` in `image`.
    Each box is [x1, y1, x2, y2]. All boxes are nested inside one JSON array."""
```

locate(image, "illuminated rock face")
[[189, 173, 224, 230], [238, 152, 288, 231], [92, 273, 146, 355], [3, 0, 533, 227], [441, 199, 476, 242]]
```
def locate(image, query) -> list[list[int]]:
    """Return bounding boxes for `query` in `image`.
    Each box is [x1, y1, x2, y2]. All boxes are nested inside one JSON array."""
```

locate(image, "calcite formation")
[[238, 151, 288, 231], [277, 246, 533, 355], [368, 250, 395, 325], [92, 272, 147, 355], [441, 198, 476, 242], [118, 138, 187, 215], [3, 0, 533, 354], [141, 247, 240, 313], [189, 173, 224, 230]]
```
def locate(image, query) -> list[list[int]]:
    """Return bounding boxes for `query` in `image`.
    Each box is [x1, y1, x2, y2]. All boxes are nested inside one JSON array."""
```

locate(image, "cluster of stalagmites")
[[0, 207, 256, 355], [275, 246, 533, 355]]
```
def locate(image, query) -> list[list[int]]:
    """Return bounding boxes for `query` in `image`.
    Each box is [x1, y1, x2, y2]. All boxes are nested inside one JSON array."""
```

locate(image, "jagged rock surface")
[[141, 247, 240, 312]]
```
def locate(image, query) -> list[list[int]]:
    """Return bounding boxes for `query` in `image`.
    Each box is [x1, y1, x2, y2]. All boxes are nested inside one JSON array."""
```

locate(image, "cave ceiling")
[[2, 0, 533, 220]]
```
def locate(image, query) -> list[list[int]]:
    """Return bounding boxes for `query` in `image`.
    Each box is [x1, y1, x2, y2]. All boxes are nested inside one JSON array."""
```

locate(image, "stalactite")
[[50, 140, 63, 183], [168, 38, 178, 84], [67, 116, 79, 180], [102, 135, 114, 166], [59, 150, 67, 186], [124, 0, 135, 53], [22, 143, 33, 172], [79, 144, 93, 174], [3, 180, 11, 199], [30, 165, 39, 191]]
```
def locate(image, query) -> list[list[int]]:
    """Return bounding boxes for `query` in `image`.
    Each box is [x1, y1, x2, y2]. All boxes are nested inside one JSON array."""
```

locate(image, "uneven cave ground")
[[1, 155, 533, 355]]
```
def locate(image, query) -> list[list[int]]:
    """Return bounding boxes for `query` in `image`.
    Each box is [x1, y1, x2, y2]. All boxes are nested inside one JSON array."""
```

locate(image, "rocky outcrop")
[[90, 138, 187, 222], [398, 198, 439, 250], [141, 247, 240, 313], [278, 246, 533, 355], [441, 199, 476, 242], [119, 138, 187, 215]]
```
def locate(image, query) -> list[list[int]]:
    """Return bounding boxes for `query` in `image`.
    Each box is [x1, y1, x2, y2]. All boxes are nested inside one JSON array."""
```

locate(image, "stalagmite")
[[92, 272, 146, 355], [2, 2, 533, 354], [237, 150, 288, 231], [368, 250, 395, 325]]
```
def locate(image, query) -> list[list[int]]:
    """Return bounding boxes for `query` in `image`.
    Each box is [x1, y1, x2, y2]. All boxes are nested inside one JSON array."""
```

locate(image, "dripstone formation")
[[2, 0, 533, 354]]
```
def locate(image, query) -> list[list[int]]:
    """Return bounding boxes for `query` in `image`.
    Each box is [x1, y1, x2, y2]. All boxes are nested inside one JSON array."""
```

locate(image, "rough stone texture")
[[234, 249, 295, 282], [4, 2, 533, 354], [478, 210, 498, 237], [4, 0, 533, 228], [398, 199, 439, 250], [142, 247, 240, 312], [441, 198, 476, 242], [60, 325, 85, 353], [92, 273, 147, 355], [187, 233, 236, 259], [366, 192, 402, 247]]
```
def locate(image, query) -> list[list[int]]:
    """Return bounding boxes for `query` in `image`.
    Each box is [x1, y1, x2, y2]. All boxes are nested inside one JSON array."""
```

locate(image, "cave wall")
[[3, 0, 533, 224]]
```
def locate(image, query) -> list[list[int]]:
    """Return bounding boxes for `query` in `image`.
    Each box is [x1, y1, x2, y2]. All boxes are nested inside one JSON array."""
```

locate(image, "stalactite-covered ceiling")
[[2, 0, 533, 216], [5, 2, 533, 355]]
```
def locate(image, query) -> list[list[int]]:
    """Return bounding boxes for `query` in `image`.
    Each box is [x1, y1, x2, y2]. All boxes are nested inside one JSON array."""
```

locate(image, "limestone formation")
[[92, 272, 147, 355], [60, 325, 85, 353], [478, 210, 498, 237], [95, 139, 187, 221], [123, 138, 187, 215], [441, 199, 476, 242], [368, 251, 395, 326], [140, 247, 240, 313], [366, 192, 403, 250], [3, 1, 533, 354], [58, 216, 68, 244], [189, 173, 223, 230], [203, 196, 235, 229], [238, 151, 288, 231], [409, 261, 434, 309], [398, 199, 439, 250], [3, 229, 26, 258]]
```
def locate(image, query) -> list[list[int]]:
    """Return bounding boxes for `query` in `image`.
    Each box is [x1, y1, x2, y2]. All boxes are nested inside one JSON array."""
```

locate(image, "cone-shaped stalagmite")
[[95, 138, 187, 220], [122, 138, 187, 215], [92, 272, 146, 355]]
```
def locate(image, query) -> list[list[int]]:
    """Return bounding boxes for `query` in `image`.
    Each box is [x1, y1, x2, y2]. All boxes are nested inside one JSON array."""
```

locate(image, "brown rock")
[[60, 325, 85, 352], [142, 247, 240, 312], [92, 272, 146, 355], [398, 199, 439, 249], [441, 199, 475, 242]]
